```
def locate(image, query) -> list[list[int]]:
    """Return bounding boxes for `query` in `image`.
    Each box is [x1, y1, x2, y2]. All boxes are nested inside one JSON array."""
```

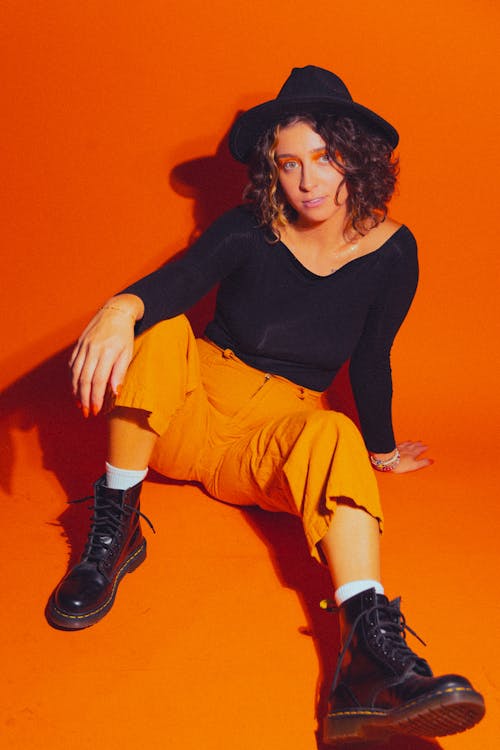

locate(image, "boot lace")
[[70, 494, 155, 563], [328, 597, 428, 693]]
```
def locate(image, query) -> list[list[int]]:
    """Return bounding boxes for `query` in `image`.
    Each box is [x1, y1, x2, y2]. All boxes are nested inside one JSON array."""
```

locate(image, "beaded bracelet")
[[370, 448, 401, 472]]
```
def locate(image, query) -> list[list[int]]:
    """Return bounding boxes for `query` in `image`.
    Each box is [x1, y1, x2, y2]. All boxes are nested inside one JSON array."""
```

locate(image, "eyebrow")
[[275, 147, 328, 159]]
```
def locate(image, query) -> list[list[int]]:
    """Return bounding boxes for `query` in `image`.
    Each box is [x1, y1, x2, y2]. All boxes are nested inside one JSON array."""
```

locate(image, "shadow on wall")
[[169, 118, 249, 244], [0, 124, 442, 750], [0, 126, 247, 493]]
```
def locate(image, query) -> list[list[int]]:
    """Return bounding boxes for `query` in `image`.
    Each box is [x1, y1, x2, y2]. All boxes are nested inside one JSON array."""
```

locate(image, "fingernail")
[[91, 404, 100, 417], [115, 384, 123, 397], [82, 406, 89, 419]]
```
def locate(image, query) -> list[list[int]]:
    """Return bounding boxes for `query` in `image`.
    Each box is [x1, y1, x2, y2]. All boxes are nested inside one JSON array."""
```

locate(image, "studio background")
[[1, 2, 499, 749]]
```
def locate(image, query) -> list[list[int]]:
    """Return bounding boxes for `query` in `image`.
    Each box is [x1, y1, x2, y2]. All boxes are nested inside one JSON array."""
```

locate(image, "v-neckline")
[[277, 224, 407, 279]]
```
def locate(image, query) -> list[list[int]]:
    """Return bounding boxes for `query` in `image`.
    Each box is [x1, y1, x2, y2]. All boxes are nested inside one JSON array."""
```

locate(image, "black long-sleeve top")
[[124, 206, 418, 452]]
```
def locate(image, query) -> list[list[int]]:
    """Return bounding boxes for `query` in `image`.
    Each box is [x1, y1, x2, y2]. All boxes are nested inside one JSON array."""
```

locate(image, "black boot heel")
[[323, 710, 387, 743]]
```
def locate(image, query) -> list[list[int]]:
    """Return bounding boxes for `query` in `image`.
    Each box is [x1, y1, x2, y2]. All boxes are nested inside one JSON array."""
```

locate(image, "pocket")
[[225, 371, 273, 425], [199, 351, 271, 421]]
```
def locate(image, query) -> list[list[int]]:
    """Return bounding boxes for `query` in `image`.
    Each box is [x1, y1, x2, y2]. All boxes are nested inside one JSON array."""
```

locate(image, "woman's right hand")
[[69, 294, 144, 416]]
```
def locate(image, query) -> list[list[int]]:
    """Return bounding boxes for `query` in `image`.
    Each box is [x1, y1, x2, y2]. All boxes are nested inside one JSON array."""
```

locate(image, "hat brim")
[[229, 96, 399, 162]]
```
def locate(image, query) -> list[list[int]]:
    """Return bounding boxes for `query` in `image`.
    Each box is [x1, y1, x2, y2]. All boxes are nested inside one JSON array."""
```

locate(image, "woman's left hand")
[[391, 441, 433, 473]]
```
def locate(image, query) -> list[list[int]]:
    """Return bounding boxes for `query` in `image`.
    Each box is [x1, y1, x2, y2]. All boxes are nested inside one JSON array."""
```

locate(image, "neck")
[[290, 214, 357, 251]]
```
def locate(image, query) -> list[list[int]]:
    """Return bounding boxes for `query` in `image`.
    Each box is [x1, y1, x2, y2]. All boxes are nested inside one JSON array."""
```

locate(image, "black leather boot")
[[47, 476, 154, 630], [323, 588, 485, 744]]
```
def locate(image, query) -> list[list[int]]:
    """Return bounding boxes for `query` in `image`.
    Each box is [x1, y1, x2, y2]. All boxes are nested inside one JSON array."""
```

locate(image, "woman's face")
[[275, 120, 347, 227]]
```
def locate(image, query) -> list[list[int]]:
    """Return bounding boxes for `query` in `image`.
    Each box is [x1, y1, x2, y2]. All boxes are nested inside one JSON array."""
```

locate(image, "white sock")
[[334, 579, 385, 606], [105, 462, 148, 490]]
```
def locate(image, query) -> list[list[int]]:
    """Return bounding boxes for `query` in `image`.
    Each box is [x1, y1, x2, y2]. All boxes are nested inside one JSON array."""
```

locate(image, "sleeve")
[[121, 207, 253, 335], [349, 228, 419, 453]]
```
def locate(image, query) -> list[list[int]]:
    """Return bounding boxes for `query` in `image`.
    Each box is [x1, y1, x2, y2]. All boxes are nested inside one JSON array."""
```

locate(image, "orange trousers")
[[113, 315, 383, 562]]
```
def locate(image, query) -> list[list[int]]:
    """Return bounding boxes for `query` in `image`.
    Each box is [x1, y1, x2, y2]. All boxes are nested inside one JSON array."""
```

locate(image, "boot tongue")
[[97, 533, 113, 546], [86, 494, 125, 560], [97, 502, 123, 536], [380, 595, 400, 632], [381, 595, 433, 677]]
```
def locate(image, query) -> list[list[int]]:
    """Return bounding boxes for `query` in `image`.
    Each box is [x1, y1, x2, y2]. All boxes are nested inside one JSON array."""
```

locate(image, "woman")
[[47, 66, 485, 743]]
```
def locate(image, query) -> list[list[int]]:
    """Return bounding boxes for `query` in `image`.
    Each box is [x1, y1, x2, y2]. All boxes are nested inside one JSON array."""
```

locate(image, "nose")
[[299, 162, 316, 192]]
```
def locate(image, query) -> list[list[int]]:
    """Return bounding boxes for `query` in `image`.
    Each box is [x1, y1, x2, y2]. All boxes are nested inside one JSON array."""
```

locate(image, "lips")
[[302, 196, 327, 208]]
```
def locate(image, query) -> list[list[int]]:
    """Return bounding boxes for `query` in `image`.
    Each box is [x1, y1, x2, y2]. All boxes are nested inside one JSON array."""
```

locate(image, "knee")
[[306, 409, 358, 433], [304, 410, 364, 446], [134, 315, 194, 356]]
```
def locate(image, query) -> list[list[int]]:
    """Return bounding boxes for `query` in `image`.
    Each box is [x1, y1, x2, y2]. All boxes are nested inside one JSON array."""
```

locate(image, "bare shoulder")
[[382, 216, 403, 233], [361, 217, 404, 253], [372, 216, 403, 242]]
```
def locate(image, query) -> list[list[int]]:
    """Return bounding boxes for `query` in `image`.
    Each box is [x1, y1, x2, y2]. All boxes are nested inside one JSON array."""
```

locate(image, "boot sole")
[[46, 539, 147, 630], [323, 686, 485, 744]]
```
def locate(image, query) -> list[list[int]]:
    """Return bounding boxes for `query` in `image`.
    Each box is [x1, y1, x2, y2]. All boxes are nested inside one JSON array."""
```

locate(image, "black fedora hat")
[[229, 65, 398, 163]]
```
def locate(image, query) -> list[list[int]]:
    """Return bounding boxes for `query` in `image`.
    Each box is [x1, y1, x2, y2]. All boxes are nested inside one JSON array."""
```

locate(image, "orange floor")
[[2, 4, 499, 748], [1, 354, 498, 750]]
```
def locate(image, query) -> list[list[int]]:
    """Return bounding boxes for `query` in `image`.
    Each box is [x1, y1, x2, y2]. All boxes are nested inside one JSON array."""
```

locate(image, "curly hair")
[[243, 113, 399, 240]]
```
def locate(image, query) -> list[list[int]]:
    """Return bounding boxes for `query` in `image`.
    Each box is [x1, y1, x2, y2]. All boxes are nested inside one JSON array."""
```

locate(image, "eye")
[[278, 159, 299, 172], [317, 152, 332, 164]]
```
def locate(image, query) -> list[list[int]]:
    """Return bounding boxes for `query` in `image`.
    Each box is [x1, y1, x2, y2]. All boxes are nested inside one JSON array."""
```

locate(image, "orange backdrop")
[[1, 2, 499, 749]]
